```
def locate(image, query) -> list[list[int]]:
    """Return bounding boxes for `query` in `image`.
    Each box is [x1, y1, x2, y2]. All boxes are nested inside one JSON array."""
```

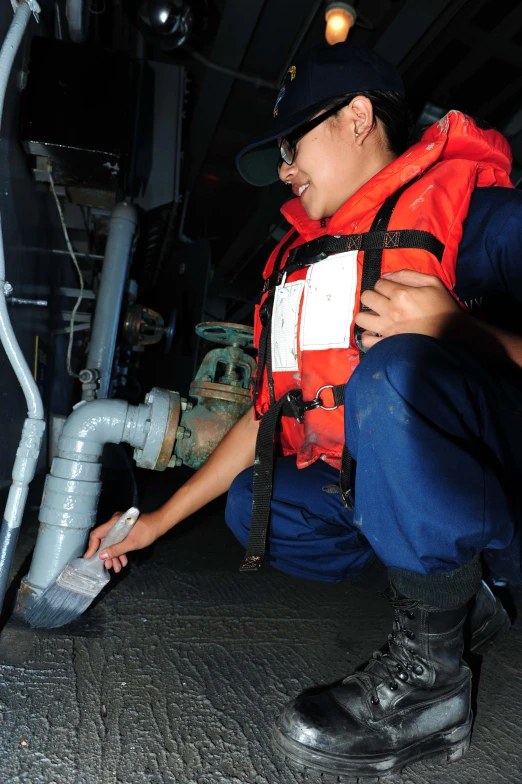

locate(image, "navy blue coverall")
[[226, 187, 522, 589]]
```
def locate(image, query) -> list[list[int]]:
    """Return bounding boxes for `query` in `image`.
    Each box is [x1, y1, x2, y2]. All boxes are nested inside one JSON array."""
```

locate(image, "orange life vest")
[[252, 111, 513, 472]]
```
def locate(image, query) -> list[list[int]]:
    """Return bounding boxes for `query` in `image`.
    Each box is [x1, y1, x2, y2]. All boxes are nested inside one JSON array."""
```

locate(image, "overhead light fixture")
[[325, 2, 357, 45], [138, 0, 194, 50]]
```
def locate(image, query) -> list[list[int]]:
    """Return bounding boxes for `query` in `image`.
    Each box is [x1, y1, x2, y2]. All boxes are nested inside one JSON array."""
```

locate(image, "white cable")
[[183, 46, 280, 91], [48, 173, 84, 378]]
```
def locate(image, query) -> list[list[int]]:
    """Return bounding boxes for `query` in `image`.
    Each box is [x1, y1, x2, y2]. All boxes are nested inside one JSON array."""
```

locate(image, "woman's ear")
[[350, 96, 375, 142]]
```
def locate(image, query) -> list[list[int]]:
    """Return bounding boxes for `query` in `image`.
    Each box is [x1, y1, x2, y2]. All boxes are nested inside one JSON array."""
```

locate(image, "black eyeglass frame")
[[278, 99, 351, 169]]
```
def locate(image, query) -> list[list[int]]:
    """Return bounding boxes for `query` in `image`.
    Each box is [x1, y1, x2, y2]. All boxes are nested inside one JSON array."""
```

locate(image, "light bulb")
[[325, 3, 357, 45]]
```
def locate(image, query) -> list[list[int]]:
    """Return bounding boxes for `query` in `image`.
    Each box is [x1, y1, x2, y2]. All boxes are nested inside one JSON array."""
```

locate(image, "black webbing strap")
[[240, 393, 289, 571], [255, 292, 274, 406], [338, 445, 353, 507], [342, 178, 424, 503], [265, 321, 276, 406], [240, 385, 345, 572], [263, 229, 444, 293], [254, 231, 299, 408], [242, 176, 438, 571], [354, 177, 429, 352]]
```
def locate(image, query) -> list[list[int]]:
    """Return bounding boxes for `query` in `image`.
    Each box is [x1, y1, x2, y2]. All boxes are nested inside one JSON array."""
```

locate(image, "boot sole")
[[469, 606, 511, 656], [272, 713, 472, 781]]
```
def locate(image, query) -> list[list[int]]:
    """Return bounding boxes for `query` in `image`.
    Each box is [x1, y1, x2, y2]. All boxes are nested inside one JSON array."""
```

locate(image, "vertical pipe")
[[0, 3, 40, 414], [65, 0, 86, 43], [84, 203, 138, 399], [0, 2, 44, 619]]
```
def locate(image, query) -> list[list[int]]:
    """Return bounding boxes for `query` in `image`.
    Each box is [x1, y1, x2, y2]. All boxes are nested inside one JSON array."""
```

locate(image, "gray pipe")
[[84, 203, 138, 400], [65, 0, 86, 43], [21, 398, 150, 601], [0, 3, 41, 421], [0, 2, 45, 619]]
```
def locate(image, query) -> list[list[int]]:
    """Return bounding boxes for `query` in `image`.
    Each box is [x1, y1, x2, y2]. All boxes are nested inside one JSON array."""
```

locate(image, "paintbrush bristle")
[[25, 584, 97, 629], [25, 558, 110, 629]]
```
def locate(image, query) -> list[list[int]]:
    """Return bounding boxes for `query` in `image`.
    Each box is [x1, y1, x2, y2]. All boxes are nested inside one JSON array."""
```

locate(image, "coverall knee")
[[344, 333, 522, 583], [226, 455, 375, 582]]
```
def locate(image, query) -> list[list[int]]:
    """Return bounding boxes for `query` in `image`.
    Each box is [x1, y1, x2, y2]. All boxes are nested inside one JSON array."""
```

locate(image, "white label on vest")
[[301, 250, 357, 351], [271, 279, 305, 371]]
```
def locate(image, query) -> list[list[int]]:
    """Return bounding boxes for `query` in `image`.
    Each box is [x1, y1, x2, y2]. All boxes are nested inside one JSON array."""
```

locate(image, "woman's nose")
[[278, 160, 296, 183]]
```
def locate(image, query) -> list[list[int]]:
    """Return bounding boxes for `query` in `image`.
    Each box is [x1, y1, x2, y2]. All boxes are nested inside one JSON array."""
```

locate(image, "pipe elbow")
[[29, 397, 150, 590], [58, 398, 130, 461]]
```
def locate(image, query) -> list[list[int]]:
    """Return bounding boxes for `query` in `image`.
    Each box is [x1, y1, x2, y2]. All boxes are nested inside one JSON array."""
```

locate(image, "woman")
[[86, 43, 522, 778]]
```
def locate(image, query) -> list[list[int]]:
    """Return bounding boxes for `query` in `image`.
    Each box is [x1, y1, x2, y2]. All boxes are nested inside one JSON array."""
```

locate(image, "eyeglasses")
[[278, 100, 350, 170]]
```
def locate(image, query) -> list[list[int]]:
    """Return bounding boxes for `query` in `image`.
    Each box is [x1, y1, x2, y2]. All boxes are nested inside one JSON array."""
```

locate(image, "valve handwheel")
[[195, 321, 254, 348]]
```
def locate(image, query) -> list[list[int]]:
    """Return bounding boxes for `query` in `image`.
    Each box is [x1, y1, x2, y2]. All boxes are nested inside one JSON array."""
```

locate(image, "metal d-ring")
[[315, 384, 338, 411]]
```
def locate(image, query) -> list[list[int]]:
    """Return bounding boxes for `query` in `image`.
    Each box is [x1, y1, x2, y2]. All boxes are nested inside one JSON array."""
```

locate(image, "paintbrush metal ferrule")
[[56, 562, 109, 598]]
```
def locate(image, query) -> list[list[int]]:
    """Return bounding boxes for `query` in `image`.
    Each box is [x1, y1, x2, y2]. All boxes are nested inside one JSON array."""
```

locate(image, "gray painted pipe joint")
[[23, 398, 150, 595]]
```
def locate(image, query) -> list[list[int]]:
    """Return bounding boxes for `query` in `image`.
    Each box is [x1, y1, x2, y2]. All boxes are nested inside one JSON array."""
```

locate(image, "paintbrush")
[[25, 507, 140, 629]]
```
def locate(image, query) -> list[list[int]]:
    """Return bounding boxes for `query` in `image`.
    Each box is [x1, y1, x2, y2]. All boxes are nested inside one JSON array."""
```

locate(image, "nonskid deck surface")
[[0, 476, 520, 784]]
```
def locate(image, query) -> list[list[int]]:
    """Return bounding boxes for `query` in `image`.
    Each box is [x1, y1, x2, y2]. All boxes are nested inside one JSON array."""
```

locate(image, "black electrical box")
[[20, 37, 134, 196]]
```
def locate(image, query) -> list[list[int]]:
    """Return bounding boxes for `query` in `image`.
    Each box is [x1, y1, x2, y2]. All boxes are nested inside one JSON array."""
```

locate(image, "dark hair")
[[324, 91, 416, 157]]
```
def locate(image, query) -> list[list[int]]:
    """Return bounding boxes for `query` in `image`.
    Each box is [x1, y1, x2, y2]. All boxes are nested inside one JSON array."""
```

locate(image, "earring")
[[355, 132, 360, 137]]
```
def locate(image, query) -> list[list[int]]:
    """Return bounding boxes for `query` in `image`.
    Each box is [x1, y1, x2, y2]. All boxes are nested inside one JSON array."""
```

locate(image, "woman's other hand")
[[355, 269, 462, 349]]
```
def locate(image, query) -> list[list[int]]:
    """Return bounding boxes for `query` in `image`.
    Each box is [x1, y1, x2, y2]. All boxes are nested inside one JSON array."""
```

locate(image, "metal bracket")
[[2, 280, 13, 297]]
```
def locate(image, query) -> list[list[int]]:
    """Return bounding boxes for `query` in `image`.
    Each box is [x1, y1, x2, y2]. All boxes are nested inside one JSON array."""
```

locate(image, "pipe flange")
[[134, 387, 182, 471]]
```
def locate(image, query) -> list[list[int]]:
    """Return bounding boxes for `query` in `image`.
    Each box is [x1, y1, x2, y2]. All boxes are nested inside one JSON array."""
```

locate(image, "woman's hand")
[[83, 511, 162, 573], [355, 269, 462, 349]]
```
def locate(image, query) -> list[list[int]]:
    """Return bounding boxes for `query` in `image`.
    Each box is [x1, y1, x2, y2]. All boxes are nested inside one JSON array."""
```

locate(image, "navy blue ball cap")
[[236, 42, 405, 187]]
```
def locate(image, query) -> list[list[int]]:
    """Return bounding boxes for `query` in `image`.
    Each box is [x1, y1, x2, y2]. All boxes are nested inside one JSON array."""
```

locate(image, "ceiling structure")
[[173, 0, 522, 321]]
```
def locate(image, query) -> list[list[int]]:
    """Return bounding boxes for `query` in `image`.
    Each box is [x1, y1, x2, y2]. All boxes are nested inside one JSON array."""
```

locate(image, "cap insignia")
[[273, 85, 285, 117]]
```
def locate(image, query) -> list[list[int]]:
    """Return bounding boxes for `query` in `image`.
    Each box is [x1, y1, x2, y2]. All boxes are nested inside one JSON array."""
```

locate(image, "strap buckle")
[[285, 386, 339, 424], [285, 389, 321, 424], [288, 235, 330, 267], [354, 326, 369, 354]]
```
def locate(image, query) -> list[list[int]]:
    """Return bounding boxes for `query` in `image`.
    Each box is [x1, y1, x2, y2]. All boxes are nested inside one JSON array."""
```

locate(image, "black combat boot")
[[468, 579, 510, 654], [274, 588, 472, 780], [350, 557, 510, 655]]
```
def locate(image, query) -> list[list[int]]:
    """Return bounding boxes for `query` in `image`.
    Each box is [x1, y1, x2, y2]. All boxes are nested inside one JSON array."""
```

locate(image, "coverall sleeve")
[[456, 187, 522, 307]]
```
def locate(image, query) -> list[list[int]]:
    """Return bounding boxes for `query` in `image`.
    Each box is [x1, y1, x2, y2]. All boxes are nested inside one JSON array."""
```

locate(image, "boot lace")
[[356, 596, 425, 705]]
